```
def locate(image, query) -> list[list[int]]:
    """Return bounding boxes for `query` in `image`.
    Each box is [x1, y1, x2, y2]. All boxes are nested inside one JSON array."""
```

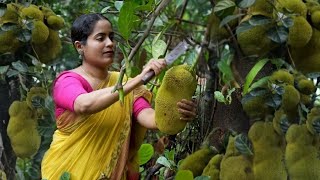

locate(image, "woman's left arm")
[[136, 99, 197, 129]]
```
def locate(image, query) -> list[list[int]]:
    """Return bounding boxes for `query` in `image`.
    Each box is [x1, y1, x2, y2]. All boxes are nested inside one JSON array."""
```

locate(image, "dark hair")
[[71, 13, 111, 45]]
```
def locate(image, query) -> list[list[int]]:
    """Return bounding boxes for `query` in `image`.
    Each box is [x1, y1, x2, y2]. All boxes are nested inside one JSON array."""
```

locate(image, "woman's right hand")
[[140, 59, 167, 77]]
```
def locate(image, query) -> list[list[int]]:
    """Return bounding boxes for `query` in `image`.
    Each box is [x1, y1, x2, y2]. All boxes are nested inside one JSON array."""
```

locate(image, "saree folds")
[[41, 72, 149, 180]]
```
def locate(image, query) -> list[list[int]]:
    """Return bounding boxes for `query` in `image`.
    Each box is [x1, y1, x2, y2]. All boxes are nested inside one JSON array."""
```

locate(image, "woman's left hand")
[[177, 99, 197, 121]]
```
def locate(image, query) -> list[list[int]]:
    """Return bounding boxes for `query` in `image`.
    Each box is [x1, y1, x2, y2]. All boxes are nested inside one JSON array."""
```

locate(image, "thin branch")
[[145, 164, 164, 180]]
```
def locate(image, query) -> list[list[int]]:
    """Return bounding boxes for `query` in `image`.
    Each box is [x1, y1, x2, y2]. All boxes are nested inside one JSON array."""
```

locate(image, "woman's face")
[[82, 19, 114, 68]]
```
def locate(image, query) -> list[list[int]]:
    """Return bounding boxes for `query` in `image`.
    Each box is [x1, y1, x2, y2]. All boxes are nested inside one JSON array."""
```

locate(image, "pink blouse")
[[53, 71, 151, 119]]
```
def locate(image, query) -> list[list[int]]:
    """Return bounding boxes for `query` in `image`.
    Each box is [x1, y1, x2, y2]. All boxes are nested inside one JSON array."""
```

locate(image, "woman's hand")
[[177, 99, 197, 121], [140, 59, 167, 77]]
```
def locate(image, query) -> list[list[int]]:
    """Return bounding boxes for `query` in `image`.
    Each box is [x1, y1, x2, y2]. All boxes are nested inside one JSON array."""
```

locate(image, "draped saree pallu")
[[41, 72, 146, 180]]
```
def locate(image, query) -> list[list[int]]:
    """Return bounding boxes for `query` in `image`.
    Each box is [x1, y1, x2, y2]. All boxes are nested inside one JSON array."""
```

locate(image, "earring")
[[78, 50, 84, 59]]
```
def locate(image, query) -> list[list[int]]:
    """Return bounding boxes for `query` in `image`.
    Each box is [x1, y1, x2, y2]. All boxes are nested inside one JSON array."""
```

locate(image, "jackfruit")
[[311, 10, 320, 30], [248, 121, 287, 180], [208, 12, 230, 42], [237, 24, 275, 57], [202, 154, 223, 180], [285, 124, 320, 179], [297, 79, 315, 95], [242, 95, 272, 120], [288, 16, 312, 47], [179, 147, 217, 176], [39, 6, 56, 17], [219, 136, 254, 180], [155, 64, 197, 135], [0, 3, 22, 24], [7, 101, 41, 158], [0, 170, 6, 180], [248, 0, 274, 17], [33, 29, 62, 64], [26, 87, 47, 109], [273, 109, 287, 135], [306, 107, 320, 134], [300, 93, 312, 105], [20, 5, 43, 21], [269, 69, 294, 85], [276, 0, 307, 17], [0, 30, 20, 54], [305, 0, 320, 14], [291, 28, 320, 73], [47, 15, 64, 30], [281, 85, 300, 113], [31, 20, 49, 44]]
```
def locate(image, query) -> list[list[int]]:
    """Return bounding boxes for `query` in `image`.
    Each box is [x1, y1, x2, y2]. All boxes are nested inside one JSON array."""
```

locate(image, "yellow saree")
[[41, 71, 150, 180]]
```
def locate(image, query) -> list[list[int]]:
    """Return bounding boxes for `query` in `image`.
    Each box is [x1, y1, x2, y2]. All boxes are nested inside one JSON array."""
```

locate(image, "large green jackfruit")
[[47, 15, 65, 30], [0, 3, 22, 24], [155, 64, 197, 135], [285, 124, 320, 180], [0, 30, 20, 54], [269, 69, 294, 85], [281, 85, 300, 113], [295, 77, 315, 95], [288, 16, 312, 47], [276, 0, 307, 17], [31, 20, 49, 44], [179, 147, 217, 176], [26, 87, 47, 109], [242, 95, 272, 120], [248, 121, 287, 180], [7, 101, 41, 158], [202, 154, 223, 180], [20, 5, 44, 21], [219, 136, 254, 180], [306, 107, 320, 134], [248, 0, 274, 17], [311, 10, 320, 30]]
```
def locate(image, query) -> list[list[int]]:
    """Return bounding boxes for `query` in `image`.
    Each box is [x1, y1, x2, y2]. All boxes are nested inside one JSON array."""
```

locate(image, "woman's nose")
[[105, 37, 113, 47]]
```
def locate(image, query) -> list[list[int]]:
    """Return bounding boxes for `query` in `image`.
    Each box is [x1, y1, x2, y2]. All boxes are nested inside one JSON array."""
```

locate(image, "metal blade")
[[165, 40, 189, 65]]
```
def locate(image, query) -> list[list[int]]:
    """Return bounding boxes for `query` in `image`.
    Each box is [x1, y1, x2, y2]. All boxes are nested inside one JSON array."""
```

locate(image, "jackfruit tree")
[[1, 0, 320, 179]]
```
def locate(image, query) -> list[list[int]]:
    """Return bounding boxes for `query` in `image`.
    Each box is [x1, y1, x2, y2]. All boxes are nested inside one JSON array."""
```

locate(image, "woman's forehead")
[[91, 20, 112, 34]]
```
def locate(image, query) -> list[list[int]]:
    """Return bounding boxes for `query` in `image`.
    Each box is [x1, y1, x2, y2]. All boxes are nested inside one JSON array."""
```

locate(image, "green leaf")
[[243, 58, 269, 95], [236, 21, 254, 34], [234, 134, 253, 156], [266, 26, 288, 44], [220, 14, 244, 28], [175, 170, 194, 180], [101, 6, 111, 13], [114, 1, 123, 11], [138, 143, 154, 165], [248, 76, 269, 92], [25, 20, 34, 30], [12, 61, 28, 73], [0, 65, 9, 75], [280, 115, 290, 134], [156, 156, 171, 168], [118, 1, 139, 40], [235, 0, 256, 8], [60, 172, 70, 180], [217, 46, 234, 84], [214, 0, 236, 13], [248, 15, 272, 26], [194, 176, 211, 180], [1, 23, 17, 31], [17, 29, 31, 42], [282, 16, 294, 28], [265, 94, 282, 109], [0, 3, 6, 17], [152, 39, 167, 59], [312, 118, 320, 134], [214, 91, 226, 103], [6, 69, 19, 77], [135, 0, 154, 11]]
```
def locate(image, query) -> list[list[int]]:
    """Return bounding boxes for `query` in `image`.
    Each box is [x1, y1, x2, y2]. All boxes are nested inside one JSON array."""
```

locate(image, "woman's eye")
[[97, 37, 103, 41], [109, 33, 114, 41]]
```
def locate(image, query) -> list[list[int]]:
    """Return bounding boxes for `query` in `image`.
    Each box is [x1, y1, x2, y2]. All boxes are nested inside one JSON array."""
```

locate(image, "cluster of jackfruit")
[[235, 0, 320, 73], [248, 121, 287, 180], [0, 3, 64, 64], [201, 154, 223, 180], [155, 64, 197, 135], [178, 147, 217, 176], [7, 101, 41, 158]]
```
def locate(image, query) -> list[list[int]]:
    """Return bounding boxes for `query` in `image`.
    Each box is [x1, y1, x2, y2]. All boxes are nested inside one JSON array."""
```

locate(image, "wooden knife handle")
[[141, 71, 155, 84]]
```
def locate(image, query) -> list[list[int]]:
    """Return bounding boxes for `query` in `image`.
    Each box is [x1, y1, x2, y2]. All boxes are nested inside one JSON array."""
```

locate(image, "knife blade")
[[141, 40, 189, 84]]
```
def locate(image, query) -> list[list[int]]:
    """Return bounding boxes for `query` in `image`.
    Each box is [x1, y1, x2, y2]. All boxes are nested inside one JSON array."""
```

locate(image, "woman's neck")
[[80, 64, 109, 81]]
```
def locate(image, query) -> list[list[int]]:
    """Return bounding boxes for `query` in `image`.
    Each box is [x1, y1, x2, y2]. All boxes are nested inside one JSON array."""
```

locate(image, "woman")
[[41, 13, 197, 180]]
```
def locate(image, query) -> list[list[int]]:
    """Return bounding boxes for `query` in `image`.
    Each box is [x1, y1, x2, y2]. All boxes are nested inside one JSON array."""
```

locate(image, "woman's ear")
[[74, 41, 83, 53]]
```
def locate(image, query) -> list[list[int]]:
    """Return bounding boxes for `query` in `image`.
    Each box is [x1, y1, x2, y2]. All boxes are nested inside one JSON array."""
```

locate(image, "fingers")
[[143, 59, 167, 75], [177, 99, 197, 122]]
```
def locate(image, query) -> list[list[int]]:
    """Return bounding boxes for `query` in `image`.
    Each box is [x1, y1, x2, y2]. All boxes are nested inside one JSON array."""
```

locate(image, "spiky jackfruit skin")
[[276, 0, 307, 17], [238, 24, 274, 57], [291, 28, 320, 73], [296, 79, 315, 95], [26, 87, 47, 109], [155, 65, 197, 135], [269, 69, 294, 85], [242, 96, 272, 120], [0, 3, 22, 24], [281, 85, 300, 113], [219, 136, 254, 180], [306, 107, 320, 134], [208, 12, 229, 42], [248, 121, 287, 180], [202, 154, 223, 180], [248, 0, 274, 17], [7, 101, 41, 158], [34, 29, 62, 64], [20, 5, 43, 21], [0, 170, 6, 180], [285, 124, 320, 179], [311, 11, 320, 29], [179, 147, 217, 176], [273, 109, 286, 135], [31, 20, 49, 44], [288, 16, 312, 47], [0, 30, 20, 54], [47, 15, 65, 30]]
